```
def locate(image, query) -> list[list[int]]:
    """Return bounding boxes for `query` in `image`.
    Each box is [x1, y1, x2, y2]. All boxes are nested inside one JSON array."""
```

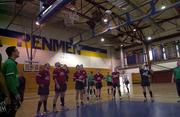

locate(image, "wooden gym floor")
[[16, 83, 179, 117]]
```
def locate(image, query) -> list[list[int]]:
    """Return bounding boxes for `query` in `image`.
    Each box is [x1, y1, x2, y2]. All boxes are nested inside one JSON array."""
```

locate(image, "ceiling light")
[[70, 7, 75, 10], [133, 28, 136, 32], [35, 21, 40, 26], [121, 44, 123, 47], [147, 36, 152, 40], [42, 5, 52, 15], [101, 38, 105, 42], [103, 18, 108, 23], [161, 5, 166, 10], [105, 10, 112, 15]]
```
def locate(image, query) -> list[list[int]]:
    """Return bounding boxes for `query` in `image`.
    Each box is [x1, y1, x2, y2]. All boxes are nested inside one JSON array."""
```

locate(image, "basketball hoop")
[[23, 60, 40, 72], [62, 10, 79, 27]]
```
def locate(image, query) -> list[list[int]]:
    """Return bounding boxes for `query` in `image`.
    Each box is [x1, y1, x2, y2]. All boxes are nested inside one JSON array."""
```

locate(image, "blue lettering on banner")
[[31, 36, 77, 54], [0, 29, 107, 55], [42, 37, 53, 51]]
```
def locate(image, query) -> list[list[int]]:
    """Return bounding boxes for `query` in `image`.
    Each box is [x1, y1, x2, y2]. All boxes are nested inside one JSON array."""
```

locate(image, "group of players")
[[0, 46, 156, 117], [35, 62, 131, 115]]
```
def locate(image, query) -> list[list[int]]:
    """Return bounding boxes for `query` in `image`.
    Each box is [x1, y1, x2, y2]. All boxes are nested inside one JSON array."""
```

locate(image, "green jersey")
[[173, 67, 180, 80], [0, 53, 3, 100], [2, 58, 19, 96], [88, 74, 94, 82], [0, 53, 2, 72], [106, 75, 112, 82]]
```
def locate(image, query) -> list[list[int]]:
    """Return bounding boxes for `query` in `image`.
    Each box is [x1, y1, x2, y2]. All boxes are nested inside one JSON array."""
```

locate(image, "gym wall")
[[125, 62, 175, 83]]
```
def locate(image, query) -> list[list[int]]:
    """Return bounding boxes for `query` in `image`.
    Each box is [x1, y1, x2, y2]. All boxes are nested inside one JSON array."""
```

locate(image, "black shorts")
[[75, 81, 84, 90], [141, 82, 150, 87], [113, 83, 120, 88], [125, 81, 129, 85], [88, 82, 95, 87], [38, 86, 49, 95], [96, 83, 102, 89], [176, 79, 180, 97], [55, 84, 67, 93], [84, 81, 87, 87], [107, 82, 112, 86]]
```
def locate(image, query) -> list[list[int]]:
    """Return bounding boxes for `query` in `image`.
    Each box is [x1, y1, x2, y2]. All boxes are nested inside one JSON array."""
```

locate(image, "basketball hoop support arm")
[[37, 0, 74, 24]]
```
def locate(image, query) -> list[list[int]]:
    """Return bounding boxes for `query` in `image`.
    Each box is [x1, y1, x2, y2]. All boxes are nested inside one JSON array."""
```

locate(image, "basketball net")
[[63, 3, 79, 27]]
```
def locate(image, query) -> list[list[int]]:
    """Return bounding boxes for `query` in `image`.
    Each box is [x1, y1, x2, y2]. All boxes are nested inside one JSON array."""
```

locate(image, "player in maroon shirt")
[[94, 70, 104, 100], [112, 67, 121, 99], [36, 63, 50, 115], [52, 62, 68, 111], [63, 64, 69, 82], [73, 65, 85, 107]]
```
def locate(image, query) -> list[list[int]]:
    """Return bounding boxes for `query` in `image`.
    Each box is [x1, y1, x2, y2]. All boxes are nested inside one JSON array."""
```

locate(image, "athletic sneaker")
[[144, 98, 147, 102], [76, 102, 79, 108], [112, 97, 115, 100], [81, 101, 84, 105], [86, 100, 89, 105], [36, 111, 41, 115], [44, 110, 49, 114], [177, 100, 180, 103], [151, 98, 154, 102], [53, 107, 57, 112]]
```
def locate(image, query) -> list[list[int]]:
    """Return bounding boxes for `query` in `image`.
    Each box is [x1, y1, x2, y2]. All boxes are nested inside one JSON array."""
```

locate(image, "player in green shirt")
[[172, 60, 180, 102], [0, 42, 11, 116], [2, 46, 21, 117], [105, 72, 113, 95], [88, 71, 95, 96]]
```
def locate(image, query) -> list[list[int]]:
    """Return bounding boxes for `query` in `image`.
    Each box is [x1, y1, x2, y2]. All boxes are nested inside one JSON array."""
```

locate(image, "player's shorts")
[[55, 84, 67, 93], [107, 82, 112, 86], [96, 83, 102, 89], [38, 86, 49, 95], [88, 81, 95, 87], [141, 82, 150, 87], [75, 81, 84, 90], [113, 83, 120, 88]]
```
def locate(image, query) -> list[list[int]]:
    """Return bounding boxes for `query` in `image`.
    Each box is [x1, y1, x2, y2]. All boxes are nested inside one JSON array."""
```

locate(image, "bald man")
[[172, 60, 180, 103]]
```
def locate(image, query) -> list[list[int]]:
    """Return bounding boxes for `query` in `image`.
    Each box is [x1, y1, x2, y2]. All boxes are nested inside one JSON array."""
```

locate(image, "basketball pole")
[[30, 20, 34, 64]]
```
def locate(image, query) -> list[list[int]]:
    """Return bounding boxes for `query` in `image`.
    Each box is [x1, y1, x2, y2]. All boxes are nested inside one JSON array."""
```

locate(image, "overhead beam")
[[6, 3, 26, 29], [139, 14, 180, 29], [124, 32, 180, 49], [85, 0, 125, 21], [64, 7, 92, 20], [83, 1, 108, 15], [85, 0, 142, 39], [124, 0, 165, 31]]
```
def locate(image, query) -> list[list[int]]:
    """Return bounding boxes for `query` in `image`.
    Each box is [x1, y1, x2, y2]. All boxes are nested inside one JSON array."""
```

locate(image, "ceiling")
[[0, 0, 179, 49]]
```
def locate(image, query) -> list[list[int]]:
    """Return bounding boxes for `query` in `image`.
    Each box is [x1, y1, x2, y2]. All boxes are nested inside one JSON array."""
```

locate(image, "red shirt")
[[53, 68, 66, 85], [112, 72, 120, 84], [81, 69, 87, 82], [94, 73, 104, 83], [36, 70, 50, 86], [73, 70, 85, 82]]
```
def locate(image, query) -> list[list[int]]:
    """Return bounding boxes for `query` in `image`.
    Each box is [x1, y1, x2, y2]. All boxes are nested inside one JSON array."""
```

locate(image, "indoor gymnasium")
[[0, 0, 180, 117]]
